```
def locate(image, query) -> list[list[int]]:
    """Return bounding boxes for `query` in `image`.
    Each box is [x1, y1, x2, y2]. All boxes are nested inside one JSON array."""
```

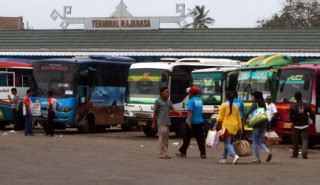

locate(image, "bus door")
[[76, 86, 90, 123], [316, 74, 320, 133]]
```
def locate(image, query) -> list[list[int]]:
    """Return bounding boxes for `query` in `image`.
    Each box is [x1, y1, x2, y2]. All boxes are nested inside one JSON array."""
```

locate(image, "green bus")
[[236, 54, 293, 131]]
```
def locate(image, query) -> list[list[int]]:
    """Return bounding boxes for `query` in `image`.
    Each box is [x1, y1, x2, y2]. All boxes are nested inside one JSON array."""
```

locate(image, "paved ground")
[[0, 128, 320, 185]]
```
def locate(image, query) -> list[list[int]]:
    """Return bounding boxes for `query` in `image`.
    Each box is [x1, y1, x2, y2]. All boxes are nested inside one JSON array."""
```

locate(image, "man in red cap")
[[177, 86, 206, 158]]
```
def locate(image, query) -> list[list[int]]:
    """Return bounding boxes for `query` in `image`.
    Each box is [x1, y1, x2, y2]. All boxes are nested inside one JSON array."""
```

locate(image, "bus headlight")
[[60, 107, 72, 112]]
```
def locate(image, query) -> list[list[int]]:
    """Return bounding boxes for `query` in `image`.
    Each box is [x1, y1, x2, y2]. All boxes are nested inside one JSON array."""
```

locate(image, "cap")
[[189, 86, 198, 95]]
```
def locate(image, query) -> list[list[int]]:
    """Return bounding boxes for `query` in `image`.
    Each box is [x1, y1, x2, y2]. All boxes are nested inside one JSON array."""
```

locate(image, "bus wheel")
[[308, 137, 317, 149], [121, 124, 132, 131], [143, 125, 157, 137], [78, 120, 94, 133], [0, 122, 6, 130]]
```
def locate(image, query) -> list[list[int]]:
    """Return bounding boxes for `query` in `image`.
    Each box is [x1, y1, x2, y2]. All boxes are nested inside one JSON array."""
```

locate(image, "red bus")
[[275, 61, 320, 147]]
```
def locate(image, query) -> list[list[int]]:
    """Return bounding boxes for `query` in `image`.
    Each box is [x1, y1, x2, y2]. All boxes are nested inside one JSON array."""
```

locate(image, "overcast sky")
[[1, 0, 286, 29]]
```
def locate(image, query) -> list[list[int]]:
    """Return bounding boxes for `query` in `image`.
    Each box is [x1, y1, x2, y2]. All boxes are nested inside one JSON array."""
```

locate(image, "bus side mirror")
[[280, 82, 285, 92], [161, 73, 168, 83]]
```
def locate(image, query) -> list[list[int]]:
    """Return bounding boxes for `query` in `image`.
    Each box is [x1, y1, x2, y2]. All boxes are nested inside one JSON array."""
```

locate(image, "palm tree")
[[185, 5, 215, 29]]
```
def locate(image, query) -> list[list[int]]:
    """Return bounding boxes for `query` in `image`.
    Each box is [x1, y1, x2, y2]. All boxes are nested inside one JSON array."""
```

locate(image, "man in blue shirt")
[[177, 86, 206, 158]]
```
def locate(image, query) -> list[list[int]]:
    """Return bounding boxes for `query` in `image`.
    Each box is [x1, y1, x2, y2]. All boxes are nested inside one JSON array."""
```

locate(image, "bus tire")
[[308, 137, 317, 149], [143, 125, 157, 137], [121, 123, 132, 131], [78, 119, 94, 133]]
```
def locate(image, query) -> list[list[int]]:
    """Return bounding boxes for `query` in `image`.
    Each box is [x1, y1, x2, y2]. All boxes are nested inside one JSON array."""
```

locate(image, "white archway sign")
[[50, 1, 192, 30]]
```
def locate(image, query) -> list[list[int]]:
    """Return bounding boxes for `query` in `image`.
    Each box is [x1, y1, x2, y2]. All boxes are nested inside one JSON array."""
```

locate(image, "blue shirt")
[[233, 98, 244, 119], [187, 97, 203, 124]]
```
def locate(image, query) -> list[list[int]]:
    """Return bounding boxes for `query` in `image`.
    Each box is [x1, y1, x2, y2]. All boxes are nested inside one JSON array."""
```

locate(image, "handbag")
[[206, 130, 219, 148], [247, 104, 268, 127], [233, 136, 253, 157]]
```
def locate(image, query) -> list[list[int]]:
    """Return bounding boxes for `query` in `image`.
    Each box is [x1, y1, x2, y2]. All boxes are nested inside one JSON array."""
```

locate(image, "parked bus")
[[0, 58, 34, 129], [191, 67, 240, 131], [236, 54, 293, 131], [124, 58, 241, 136], [31, 56, 135, 133], [275, 60, 320, 147]]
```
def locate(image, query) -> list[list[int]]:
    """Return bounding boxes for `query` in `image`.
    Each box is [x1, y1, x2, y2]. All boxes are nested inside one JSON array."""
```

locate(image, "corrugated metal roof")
[[0, 29, 320, 56]]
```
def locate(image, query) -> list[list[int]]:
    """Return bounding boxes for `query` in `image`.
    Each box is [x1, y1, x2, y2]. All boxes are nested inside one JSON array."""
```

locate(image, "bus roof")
[[240, 54, 293, 70], [37, 56, 136, 65], [192, 67, 239, 74], [175, 58, 241, 65], [130, 58, 241, 71], [0, 58, 33, 69], [283, 63, 320, 73]]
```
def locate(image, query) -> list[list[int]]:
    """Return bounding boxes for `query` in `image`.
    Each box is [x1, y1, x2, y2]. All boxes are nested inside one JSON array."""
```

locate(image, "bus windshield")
[[127, 68, 168, 104], [237, 69, 272, 101], [192, 72, 223, 105], [277, 69, 313, 103], [33, 62, 76, 97]]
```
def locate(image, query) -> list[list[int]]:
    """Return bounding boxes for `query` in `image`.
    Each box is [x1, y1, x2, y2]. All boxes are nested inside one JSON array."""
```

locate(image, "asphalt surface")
[[0, 128, 320, 185]]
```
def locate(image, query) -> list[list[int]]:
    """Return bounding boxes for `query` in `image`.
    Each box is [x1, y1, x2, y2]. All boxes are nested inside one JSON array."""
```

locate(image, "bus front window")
[[127, 69, 168, 104], [277, 69, 313, 103], [192, 72, 223, 105], [237, 70, 252, 101], [33, 63, 76, 97], [250, 70, 272, 98]]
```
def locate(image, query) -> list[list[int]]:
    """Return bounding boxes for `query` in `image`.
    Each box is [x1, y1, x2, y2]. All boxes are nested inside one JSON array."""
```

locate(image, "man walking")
[[176, 86, 206, 158], [8, 88, 20, 131], [152, 86, 182, 159], [290, 92, 314, 159], [23, 89, 33, 136], [265, 95, 278, 130]]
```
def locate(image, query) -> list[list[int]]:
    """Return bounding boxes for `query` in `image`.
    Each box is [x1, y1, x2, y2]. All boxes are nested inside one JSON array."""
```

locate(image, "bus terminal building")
[[0, 28, 320, 62]]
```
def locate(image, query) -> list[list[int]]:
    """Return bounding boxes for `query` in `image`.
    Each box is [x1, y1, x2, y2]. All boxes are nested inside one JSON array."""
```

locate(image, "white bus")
[[0, 58, 33, 129], [191, 67, 241, 131], [124, 58, 241, 136]]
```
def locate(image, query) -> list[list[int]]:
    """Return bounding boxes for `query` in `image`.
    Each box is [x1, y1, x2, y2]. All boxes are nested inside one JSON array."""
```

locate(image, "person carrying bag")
[[214, 91, 242, 164], [245, 91, 273, 163]]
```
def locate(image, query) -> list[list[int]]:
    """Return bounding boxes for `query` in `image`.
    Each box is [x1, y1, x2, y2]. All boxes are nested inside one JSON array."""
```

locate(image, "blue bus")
[[31, 56, 135, 133]]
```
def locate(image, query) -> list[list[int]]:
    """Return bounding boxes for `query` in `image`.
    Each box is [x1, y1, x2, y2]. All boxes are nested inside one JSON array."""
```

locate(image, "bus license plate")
[[138, 121, 146, 126], [284, 122, 291, 129]]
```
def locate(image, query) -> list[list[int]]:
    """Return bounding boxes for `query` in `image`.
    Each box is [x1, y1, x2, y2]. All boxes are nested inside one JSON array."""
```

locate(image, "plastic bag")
[[206, 130, 219, 148]]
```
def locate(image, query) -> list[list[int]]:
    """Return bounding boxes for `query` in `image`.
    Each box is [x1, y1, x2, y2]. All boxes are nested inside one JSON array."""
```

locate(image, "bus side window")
[[22, 75, 31, 87], [15, 74, 22, 87], [0, 73, 14, 86]]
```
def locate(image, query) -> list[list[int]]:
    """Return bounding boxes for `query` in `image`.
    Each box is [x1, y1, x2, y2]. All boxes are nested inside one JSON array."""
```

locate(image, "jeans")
[[292, 128, 308, 157], [223, 135, 236, 159], [179, 123, 206, 156], [24, 115, 33, 135], [252, 127, 270, 159]]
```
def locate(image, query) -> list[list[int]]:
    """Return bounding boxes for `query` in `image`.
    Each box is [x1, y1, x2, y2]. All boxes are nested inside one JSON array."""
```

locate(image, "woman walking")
[[215, 91, 242, 164], [245, 91, 272, 163]]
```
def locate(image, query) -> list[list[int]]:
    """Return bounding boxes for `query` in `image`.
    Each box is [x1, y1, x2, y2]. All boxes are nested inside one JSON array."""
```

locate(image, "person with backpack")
[[8, 88, 20, 131], [45, 91, 59, 137], [214, 91, 242, 164], [290, 92, 315, 159], [245, 91, 272, 163]]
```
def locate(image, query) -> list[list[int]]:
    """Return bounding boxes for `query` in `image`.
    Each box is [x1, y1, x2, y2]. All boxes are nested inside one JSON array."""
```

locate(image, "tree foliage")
[[185, 5, 215, 29], [257, 3, 320, 28]]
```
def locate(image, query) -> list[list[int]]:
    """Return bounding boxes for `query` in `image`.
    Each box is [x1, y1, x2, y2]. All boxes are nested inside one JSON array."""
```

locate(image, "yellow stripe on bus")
[[128, 76, 161, 82]]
